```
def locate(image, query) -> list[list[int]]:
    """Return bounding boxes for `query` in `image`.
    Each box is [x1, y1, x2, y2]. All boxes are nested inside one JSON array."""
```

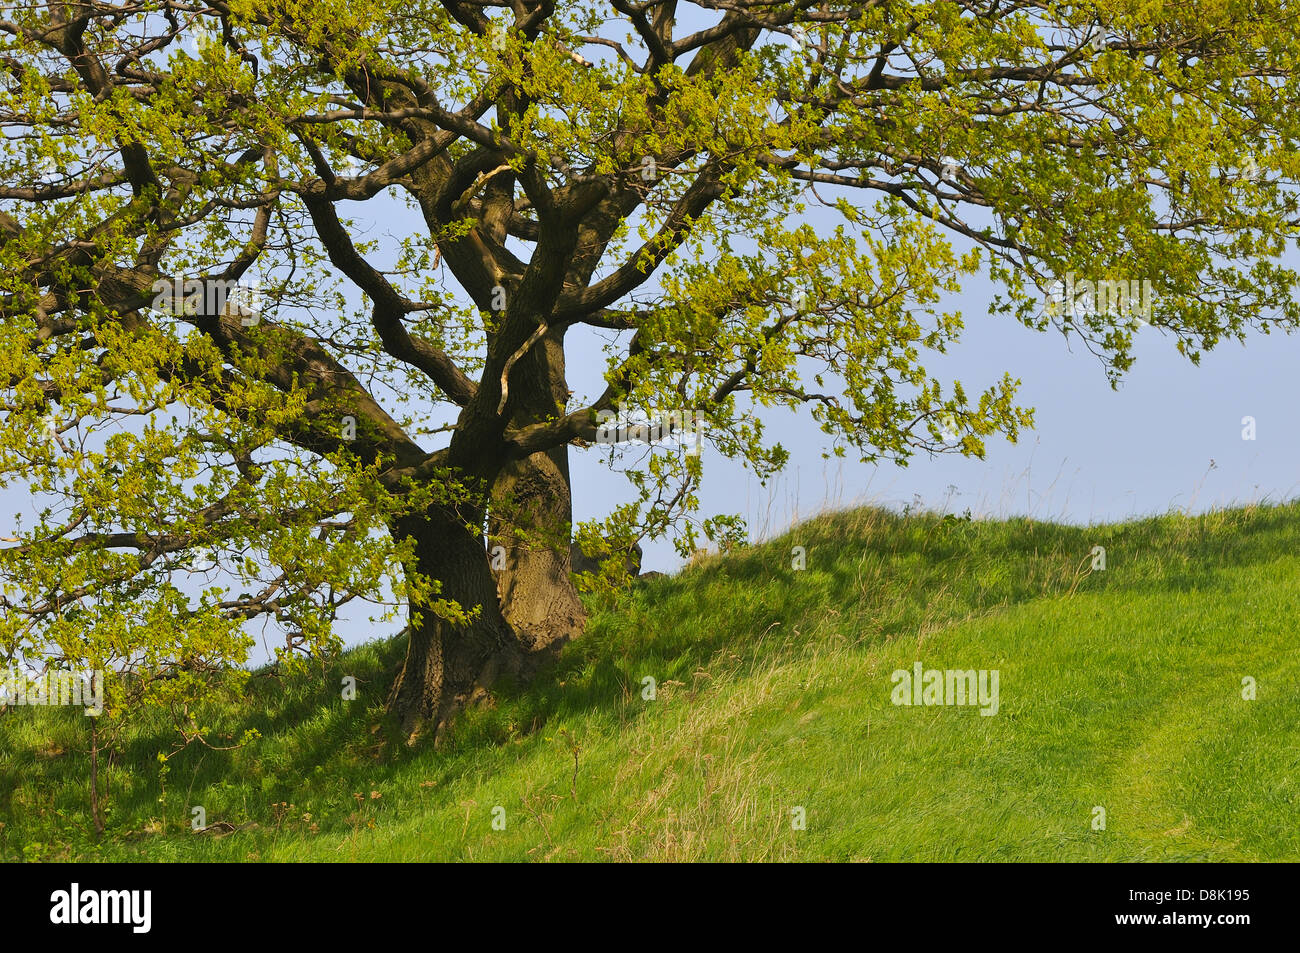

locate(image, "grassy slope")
[[3, 503, 1299, 861]]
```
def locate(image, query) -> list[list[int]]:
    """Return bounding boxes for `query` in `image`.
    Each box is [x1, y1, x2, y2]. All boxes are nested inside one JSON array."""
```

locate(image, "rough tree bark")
[[491, 447, 586, 648], [489, 326, 586, 654], [385, 503, 520, 744]]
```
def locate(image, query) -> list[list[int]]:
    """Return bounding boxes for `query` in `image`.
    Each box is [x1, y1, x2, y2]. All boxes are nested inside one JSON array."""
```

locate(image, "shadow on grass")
[[6, 500, 1300, 854]]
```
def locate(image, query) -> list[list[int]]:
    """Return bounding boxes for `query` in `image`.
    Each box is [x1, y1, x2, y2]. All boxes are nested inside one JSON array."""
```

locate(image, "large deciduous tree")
[[2, 0, 1297, 741]]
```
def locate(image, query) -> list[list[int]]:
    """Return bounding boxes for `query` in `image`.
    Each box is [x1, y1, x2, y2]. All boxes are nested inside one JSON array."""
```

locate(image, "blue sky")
[[570, 268, 1300, 572]]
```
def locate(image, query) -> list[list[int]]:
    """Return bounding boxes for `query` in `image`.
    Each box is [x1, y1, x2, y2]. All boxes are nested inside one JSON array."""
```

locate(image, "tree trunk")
[[490, 445, 586, 652], [386, 504, 523, 744], [387, 323, 586, 742], [490, 325, 586, 652]]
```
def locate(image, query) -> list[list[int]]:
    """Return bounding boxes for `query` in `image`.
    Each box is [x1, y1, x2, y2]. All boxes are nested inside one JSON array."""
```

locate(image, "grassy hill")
[[4, 503, 1299, 862]]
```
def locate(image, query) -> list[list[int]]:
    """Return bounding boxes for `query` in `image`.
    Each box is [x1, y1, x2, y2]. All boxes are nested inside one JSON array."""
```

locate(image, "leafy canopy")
[[1, 0, 1297, 718]]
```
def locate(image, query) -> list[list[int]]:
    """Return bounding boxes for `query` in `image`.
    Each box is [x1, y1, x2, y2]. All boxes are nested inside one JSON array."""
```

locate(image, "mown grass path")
[[3, 504, 1297, 861]]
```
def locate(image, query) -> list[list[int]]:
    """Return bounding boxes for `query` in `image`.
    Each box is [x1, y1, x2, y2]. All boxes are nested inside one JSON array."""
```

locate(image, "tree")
[[2, 0, 1297, 742]]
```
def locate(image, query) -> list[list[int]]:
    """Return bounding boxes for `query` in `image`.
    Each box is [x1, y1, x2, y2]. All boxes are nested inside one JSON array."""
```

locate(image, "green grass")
[[4, 502, 1299, 861]]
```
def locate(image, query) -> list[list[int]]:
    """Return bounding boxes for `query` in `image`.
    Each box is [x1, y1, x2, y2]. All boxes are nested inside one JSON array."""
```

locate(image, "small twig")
[[559, 728, 580, 802], [453, 164, 511, 215], [1065, 552, 1094, 599], [522, 795, 555, 847], [497, 321, 548, 414]]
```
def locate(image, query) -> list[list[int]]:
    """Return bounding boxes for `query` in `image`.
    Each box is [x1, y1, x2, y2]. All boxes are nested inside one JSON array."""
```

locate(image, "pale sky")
[[574, 273, 1300, 572]]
